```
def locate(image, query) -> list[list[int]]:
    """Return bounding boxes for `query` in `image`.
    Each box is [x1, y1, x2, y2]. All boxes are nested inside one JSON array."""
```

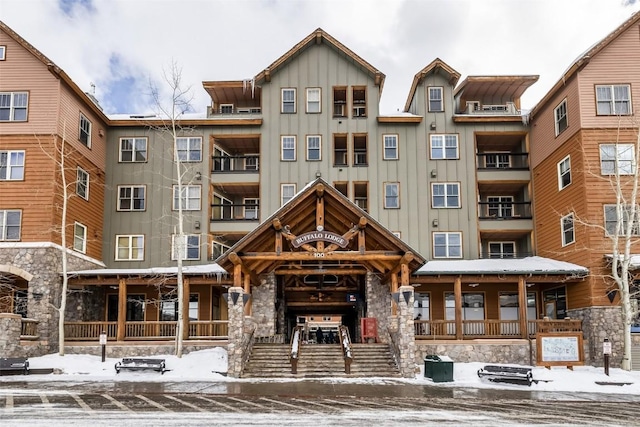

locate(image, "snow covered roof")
[[67, 263, 226, 277], [415, 256, 588, 276], [604, 254, 640, 270]]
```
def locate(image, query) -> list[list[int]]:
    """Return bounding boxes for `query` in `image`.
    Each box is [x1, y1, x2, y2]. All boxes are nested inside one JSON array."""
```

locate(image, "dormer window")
[[428, 87, 443, 112]]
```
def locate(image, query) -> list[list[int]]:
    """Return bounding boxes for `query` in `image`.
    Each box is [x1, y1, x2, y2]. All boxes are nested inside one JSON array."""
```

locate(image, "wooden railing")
[[20, 318, 39, 340], [64, 320, 229, 341], [290, 326, 303, 374], [415, 318, 582, 339]]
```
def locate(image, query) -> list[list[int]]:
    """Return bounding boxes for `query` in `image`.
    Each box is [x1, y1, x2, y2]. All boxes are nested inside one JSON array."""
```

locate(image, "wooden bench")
[[114, 358, 166, 374], [477, 364, 533, 386], [0, 357, 29, 375]]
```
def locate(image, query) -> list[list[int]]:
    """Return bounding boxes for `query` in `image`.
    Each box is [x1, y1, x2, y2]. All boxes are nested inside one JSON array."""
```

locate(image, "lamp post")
[[99, 331, 107, 363], [603, 338, 612, 376]]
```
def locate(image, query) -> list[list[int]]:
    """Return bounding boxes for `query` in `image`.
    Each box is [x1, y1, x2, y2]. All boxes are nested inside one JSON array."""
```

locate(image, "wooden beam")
[[381, 252, 415, 283], [240, 251, 403, 261], [275, 268, 368, 275], [228, 252, 261, 286], [182, 277, 190, 341], [275, 231, 282, 255], [518, 275, 528, 339], [401, 263, 409, 287], [358, 228, 365, 254], [316, 193, 325, 252], [284, 286, 359, 292], [117, 278, 126, 341], [454, 276, 462, 340], [323, 223, 361, 253], [280, 229, 317, 253], [244, 274, 252, 316], [391, 273, 398, 316]]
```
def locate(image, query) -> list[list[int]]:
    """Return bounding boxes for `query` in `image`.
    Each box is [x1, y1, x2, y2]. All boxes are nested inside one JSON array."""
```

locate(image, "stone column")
[[252, 273, 276, 338], [395, 285, 416, 378], [0, 313, 24, 357], [226, 287, 246, 378], [365, 271, 390, 343]]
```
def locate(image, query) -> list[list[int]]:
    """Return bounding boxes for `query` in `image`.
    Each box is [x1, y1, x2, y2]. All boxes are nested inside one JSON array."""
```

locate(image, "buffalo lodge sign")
[[291, 227, 348, 249]]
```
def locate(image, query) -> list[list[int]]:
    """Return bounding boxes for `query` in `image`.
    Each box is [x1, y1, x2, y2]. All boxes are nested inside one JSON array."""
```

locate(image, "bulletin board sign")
[[536, 333, 584, 368]]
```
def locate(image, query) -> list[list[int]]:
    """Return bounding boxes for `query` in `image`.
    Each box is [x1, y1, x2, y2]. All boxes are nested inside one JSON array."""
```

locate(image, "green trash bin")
[[424, 355, 453, 382]]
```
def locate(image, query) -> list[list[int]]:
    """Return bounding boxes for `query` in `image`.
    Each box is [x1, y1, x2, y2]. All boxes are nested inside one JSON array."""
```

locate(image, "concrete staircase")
[[241, 342, 400, 378]]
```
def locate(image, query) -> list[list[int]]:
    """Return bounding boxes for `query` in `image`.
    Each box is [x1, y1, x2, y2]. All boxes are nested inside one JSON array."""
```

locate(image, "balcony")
[[464, 101, 519, 115], [477, 152, 528, 170], [478, 201, 532, 220], [211, 202, 260, 222], [414, 318, 582, 339], [207, 106, 262, 117]]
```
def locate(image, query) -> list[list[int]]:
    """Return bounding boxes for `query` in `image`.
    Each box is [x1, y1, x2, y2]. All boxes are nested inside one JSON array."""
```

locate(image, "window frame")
[[73, 222, 87, 254], [0, 209, 21, 241], [431, 182, 461, 208], [488, 241, 516, 258], [281, 88, 296, 114], [0, 91, 28, 122], [384, 182, 400, 209], [0, 46, 5, 61], [383, 134, 398, 160], [604, 204, 640, 236], [433, 232, 462, 259], [171, 234, 201, 261], [79, 113, 92, 147], [119, 137, 148, 163], [430, 134, 459, 159], [428, 87, 444, 112], [0, 150, 25, 180], [243, 198, 259, 219], [76, 167, 89, 200], [117, 185, 146, 211], [281, 135, 297, 161], [558, 155, 571, 190], [554, 99, 568, 136], [600, 143, 635, 175], [306, 135, 322, 161], [115, 234, 144, 261], [561, 213, 575, 246], [596, 84, 632, 116], [172, 185, 201, 211], [306, 87, 321, 113], [281, 183, 297, 206], [175, 137, 203, 162]]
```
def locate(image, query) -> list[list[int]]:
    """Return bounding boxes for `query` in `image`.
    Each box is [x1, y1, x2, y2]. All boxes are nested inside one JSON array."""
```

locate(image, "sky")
[[1, 0, 640, 116]]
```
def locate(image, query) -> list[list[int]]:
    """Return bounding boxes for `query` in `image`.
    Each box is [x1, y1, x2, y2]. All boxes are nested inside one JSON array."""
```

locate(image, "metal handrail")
[[290, 326, 303, 374], [338, 325, 352, 374]]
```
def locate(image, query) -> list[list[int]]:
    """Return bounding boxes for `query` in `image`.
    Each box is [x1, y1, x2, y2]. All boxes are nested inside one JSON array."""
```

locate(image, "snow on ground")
[[2, 348, 638, 395]]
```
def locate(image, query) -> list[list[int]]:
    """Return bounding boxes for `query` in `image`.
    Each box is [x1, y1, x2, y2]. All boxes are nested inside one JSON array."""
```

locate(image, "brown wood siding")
[[578, 23, 640, 128], [530, 78, 582, 169], [0, 28, 60, 135]]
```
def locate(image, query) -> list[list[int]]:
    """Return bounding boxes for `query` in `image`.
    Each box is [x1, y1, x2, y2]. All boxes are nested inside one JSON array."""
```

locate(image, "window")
[[431, 183, 460, 208], [352, 86, 366, 117], [119, 138, 147, 162], [76, 167, 89, 200], [558, 156, 571, 190], [172, 234, 201, 260], [306, 135, 321, 161], [0, 210, 21, 241], [384, 182, 400, 209], [73, 222, 87, 253], [428, 87, 443, 112], [604, 205, 640, 235], [244, 198, 259, 219], [282, 88, 296, 113], [79, 113, 91, 147], [488, 241, 515, 258], [245, 155, 259, 171], [0, 92, 28, 121], [554, 99, 568, 136], [433, 232, 462, 258], [281, 136, 296, 161], [160, 294, 199, 321], [596, 85, 631, 115], [306, 88, 321, 113], [333, 134, 348, 166], [561, 213, 575, 246], [600, 144, 635, 175], [354, 182, 368, 212], [487, 196, 513, 218], [383, 135, 398, 160], [212, 194, 232, 220], [118, 185, 146, 211], [173, 185, 201, 210], [484, 153, 510, 168], [333, 87, 347, 117], [430, 135, 458, 159], [0, 46, 5, 61], [334, 182, 348, 197], [176, 137, 202, 162], [281, 184, 296, 206], [116, 235, 144, 261], [211, 241, 231, 260], [219, 104, 233, 114], [0, 150, 25, 180], [353, 134, 367, 166]]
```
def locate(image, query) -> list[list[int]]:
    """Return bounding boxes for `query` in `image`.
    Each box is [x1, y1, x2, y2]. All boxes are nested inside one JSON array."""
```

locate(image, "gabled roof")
[[0, 20, 110, 123], [403, 58, 461, 112], [530, 10, 640, 118], [216, 178, 425, 277], [254, 28, 385, 90], [454, 75, 539, 103]]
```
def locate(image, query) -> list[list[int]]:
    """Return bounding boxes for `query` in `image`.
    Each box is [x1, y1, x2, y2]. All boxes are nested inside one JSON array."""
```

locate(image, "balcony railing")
[[478, 201, 532, 219], [208, 106, 261, 116], [414, 319, 582, 339], [476, 152, 529, 169], [20, 318, 39, 340], [212, 155, 259, 173], [64, 320, 228, 341], [211, 203, 260, 221], [464, 101, 520, 115]]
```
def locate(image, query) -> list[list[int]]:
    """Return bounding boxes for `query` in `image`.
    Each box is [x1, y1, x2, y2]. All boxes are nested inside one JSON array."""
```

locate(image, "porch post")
[[117, 278, 126, 341], [454, 276, 462, 340], [243, 274, 252, 316], [390, 273, 398, 316], [396, 285, 416, 378], [182, 277, 190, 341], [226, 286, 246, 378], [518, 275, 528, 339]]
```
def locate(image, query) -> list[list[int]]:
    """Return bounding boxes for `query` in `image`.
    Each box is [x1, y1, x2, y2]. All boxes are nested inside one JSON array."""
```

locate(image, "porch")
[[413, 318, 582, 340], [63, 319, 229, 341]]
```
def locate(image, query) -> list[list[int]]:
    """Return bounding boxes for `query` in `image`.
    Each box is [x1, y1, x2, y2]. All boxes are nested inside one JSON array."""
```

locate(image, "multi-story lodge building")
[[1, 13, 638, 376]]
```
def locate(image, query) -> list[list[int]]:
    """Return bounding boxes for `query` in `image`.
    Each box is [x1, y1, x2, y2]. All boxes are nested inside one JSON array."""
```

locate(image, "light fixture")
[[315, 171, 321, 178], [430, 122, 436, 130], [194, 221, 200, 230], [468, 283, 479, 288], [432, 219, 438, 227], [430, 169, 437, 178], [195, 171, 202, 181]]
